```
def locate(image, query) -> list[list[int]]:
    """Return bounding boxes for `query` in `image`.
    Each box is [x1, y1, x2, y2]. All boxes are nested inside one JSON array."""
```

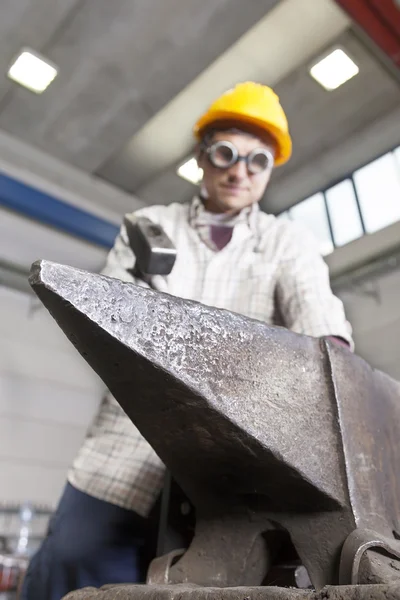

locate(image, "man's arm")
[[275, 225, 354, 350]]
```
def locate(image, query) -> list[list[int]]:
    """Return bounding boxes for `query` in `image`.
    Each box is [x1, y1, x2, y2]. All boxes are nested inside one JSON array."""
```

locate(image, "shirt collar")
[[188, 195, 260, 234]]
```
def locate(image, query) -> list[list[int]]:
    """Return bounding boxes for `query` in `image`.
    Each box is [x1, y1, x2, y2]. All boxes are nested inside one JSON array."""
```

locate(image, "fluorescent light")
[[8, 49, 58, 94], [310, 49, 359, 91], [177, 158, 203, 185]]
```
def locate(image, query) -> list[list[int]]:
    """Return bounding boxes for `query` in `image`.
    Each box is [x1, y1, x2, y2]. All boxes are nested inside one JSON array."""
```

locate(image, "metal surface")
[[29, 260, 400, 591], [124, 217, 176, 277], [339, 529, 400, 585], [63, 583, 400, 600], [147, 550, 186, 585], [324, 342, 400, 538]]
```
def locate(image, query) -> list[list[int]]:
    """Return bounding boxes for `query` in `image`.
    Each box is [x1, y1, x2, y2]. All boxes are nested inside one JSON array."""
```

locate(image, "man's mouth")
[[220, 183, 247, 194]]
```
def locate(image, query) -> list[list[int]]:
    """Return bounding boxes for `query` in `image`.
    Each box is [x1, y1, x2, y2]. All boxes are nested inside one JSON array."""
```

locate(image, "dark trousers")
[[20, 483, 153, 600]]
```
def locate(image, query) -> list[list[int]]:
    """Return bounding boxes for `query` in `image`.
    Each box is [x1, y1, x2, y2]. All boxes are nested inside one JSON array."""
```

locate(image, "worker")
[[21, 82, 353, 600]]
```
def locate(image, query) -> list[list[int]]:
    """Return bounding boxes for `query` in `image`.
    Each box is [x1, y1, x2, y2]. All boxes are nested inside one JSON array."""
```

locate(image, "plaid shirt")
[[68, 197, 353, 516]]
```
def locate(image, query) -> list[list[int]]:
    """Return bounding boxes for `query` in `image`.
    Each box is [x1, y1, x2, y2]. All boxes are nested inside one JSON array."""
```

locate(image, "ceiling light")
[[7, 49, 58, 94], [309, 48, 359, 91], [177, 158, 203, 185]]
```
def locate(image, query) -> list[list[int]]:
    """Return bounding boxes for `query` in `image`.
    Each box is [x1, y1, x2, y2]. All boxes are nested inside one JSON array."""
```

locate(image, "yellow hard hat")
[[193, 82, 292, 166]]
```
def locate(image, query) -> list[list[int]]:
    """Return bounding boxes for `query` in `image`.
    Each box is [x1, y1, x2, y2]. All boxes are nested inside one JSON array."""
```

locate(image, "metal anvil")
[[29, 261, 400, 600]]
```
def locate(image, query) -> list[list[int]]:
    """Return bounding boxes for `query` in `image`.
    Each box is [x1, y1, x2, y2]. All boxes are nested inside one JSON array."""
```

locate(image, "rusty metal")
[[339, 529, 400, 585], [146, 549, 185, 585], [29, 260, 400, 597], [63, 583, 400, 599]]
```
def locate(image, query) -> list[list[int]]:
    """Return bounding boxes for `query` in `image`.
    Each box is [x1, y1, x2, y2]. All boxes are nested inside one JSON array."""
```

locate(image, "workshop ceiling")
[[0, 0, 399, 211]]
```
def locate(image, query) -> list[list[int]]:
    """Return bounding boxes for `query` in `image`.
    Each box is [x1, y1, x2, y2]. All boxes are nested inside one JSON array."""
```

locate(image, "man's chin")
[[218, 194, 252, 212]]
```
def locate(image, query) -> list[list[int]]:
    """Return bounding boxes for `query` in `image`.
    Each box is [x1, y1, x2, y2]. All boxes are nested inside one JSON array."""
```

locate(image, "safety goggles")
[[204, 140, 274, 174]]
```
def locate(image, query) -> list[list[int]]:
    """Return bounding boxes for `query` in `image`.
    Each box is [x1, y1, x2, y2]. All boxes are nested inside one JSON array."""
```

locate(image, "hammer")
[[123, 215, 177, 281]]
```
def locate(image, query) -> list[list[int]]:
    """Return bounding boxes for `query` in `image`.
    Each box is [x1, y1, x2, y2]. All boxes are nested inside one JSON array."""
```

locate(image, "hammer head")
[[124, 216, 176, 276]]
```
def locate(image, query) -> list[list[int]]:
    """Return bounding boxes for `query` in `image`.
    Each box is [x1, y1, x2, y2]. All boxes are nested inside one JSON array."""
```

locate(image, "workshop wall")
[[0, 134, 146, 508], [337, 265, 400, 382], [0, 285, 104, 508], [0, 208, 112, 509], [0, 207, 109, 274]]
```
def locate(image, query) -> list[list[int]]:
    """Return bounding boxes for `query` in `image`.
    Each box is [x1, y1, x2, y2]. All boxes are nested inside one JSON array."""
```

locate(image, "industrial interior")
[[0, 0, 400, 598]]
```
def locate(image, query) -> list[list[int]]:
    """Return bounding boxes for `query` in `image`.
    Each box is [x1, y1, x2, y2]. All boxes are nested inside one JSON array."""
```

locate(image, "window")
[[325, 179, 364, 247], [278, 146, 400, 252], [353, 153, 400, 234], [289, 193, 334, 256]]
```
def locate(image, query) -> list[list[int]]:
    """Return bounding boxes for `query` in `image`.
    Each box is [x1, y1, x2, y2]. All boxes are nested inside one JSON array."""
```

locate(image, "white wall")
[[0, 286, 104, 508], [336, 266, 400, 382], [0, 207, 108, 274], [325, 220, 400, 282]]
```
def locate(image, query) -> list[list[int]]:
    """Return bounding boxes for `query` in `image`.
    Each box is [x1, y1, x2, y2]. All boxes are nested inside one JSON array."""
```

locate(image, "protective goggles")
[[203, 140, 274, 174]]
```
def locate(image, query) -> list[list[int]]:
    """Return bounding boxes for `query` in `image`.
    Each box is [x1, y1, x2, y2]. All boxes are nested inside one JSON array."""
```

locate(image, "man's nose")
[[227, 158, 248, 180]]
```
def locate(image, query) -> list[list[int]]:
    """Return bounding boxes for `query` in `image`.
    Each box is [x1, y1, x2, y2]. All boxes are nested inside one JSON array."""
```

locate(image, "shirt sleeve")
[[276, 224, 354, 350]]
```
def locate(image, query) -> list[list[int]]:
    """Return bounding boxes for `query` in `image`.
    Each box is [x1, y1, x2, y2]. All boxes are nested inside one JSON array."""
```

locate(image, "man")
[[21, 81, 352, 600]]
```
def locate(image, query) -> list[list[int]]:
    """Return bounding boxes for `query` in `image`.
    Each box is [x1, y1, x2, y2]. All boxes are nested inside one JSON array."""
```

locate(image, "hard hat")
[[193, 82, 292, 166]]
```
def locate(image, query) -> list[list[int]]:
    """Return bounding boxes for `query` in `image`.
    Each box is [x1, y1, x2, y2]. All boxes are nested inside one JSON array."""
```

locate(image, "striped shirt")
[[68, 196, 353, 516]]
